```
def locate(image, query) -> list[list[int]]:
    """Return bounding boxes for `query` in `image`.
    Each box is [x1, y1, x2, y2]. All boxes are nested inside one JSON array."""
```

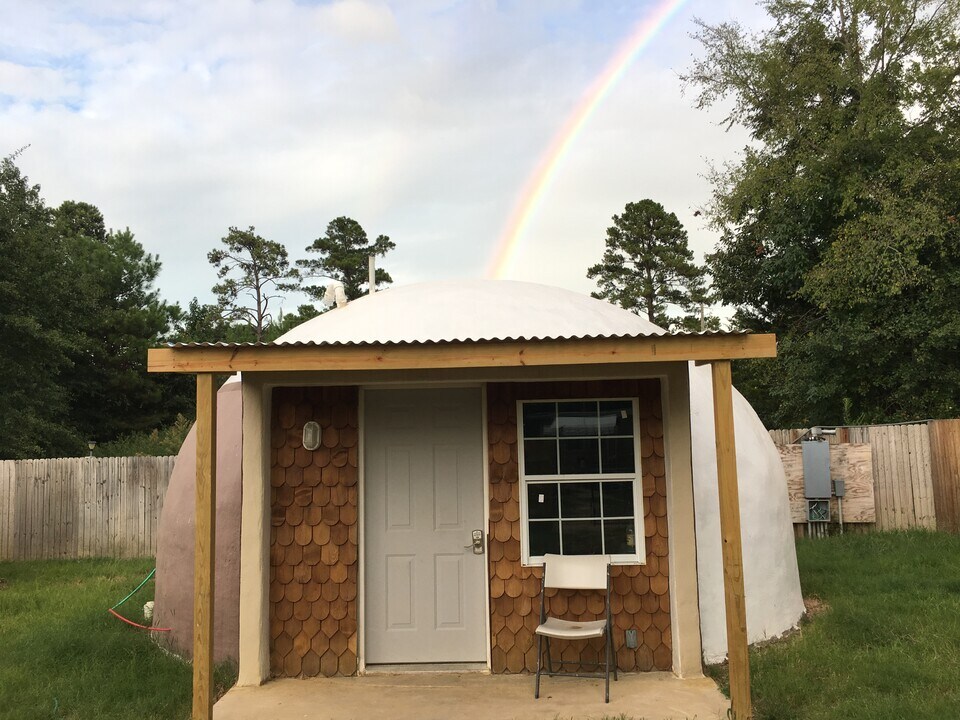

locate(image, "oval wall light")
[[302, 421, 321, 451]]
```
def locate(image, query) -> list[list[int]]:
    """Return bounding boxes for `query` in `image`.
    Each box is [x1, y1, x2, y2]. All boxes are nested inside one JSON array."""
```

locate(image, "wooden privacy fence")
[[0, 456, 176, 561], [770, 420, 960, 534]]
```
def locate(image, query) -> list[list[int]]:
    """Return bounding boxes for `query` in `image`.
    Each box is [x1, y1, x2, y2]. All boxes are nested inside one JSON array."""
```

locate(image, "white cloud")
[[0, 60, 81, 103], [316, 0, 398, 42], [1, 0, 769, 315]]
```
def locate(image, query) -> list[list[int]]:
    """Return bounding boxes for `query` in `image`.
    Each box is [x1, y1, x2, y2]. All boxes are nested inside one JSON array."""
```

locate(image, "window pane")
[[603, 518, 636, 555], [557, 401, 598, 437], [601, 437, 635, 473], [522, 403, 556, 438], [559, 438, 600, 474], [599, 400, 633, 436], [561, 520, 603, 555], [524, 439, 557, 475], [527, 483, 559, 519], [601, 481, 635, 516], [530, 521, 560, 556], [559, 482, 600, 518]]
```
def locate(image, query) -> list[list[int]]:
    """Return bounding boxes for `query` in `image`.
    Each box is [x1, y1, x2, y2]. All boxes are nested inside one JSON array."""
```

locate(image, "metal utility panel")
[[801, 441, 832, 499]]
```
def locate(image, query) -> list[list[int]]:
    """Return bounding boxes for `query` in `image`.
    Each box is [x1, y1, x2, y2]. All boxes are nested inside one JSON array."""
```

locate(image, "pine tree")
[[588, 200, 708, 329]]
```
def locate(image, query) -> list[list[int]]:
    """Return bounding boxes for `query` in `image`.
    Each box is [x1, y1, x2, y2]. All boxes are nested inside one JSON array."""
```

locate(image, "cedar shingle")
[[301, 650, 320, 677], [275, 563, 294, 585], [338, 650, 357, 676], [293, 563, 311, 584], [302, 579, 322, 602], [310, 597, 330, 620], [274, 631, 293, 658], [270, 387, 359, 678], [641, 593, 660, 614], [284, 543, 303, 566], [653, 643, 672, 670], [319, 650, 339, 677]]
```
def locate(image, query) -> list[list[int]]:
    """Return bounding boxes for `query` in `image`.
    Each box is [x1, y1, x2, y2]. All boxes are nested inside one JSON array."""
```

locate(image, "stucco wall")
[[689, 364, 805, 662], [154, 380, 243, 663], [486, 379, 672, 673]]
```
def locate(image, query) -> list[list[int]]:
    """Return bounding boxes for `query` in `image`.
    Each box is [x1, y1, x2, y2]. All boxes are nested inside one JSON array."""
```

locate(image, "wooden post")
[[194, 374, 217, 720], [710, 360, 752, 719]]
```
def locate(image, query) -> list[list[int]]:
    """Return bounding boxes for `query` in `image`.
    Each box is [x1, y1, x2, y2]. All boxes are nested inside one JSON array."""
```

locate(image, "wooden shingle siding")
[[486, 379, 671, 673], [269, 386, 359, 678]]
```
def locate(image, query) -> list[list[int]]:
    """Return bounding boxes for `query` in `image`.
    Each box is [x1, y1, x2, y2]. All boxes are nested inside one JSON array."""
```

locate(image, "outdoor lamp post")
[[87, 439, 97, 457]]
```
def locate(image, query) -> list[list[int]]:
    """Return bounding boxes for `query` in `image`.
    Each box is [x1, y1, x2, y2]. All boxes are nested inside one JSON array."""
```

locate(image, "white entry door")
[[364, 388, 487, 664]]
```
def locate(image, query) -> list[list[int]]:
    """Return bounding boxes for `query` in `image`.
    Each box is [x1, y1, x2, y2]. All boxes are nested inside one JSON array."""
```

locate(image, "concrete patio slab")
[[213, 671, 729, 720]]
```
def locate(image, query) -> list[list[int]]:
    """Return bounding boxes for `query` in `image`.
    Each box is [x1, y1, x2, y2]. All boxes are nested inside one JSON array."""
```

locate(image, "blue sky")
[[1, 0, 765, 313]]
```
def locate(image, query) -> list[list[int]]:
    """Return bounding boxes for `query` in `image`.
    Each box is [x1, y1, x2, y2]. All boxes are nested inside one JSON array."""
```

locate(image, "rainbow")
[[487, 0, 690, 278]]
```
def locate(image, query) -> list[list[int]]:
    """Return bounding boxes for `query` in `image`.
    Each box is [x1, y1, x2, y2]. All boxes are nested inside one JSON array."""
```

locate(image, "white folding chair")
[[534, 553, 617, 703]]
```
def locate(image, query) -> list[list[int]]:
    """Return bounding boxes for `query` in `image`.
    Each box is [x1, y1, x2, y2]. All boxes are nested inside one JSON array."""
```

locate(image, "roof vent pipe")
[[368, 255, 376, 294], [322, 281, 348, 310]]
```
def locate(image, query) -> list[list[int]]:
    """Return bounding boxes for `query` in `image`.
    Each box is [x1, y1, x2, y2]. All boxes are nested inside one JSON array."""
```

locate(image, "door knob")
[[464, 529, 484, 555]]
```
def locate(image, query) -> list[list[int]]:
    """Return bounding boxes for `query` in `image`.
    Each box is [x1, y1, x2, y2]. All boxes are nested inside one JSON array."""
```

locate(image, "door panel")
[[365, 388, 486, 663], [384, 554, 415, 629]]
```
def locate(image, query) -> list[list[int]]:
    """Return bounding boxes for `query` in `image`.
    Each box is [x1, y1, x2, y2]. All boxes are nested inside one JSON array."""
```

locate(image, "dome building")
[[152, 279, 802, 713]]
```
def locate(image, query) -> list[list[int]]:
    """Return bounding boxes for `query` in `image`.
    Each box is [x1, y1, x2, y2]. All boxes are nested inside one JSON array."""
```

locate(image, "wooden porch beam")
[[710, 360, 752, 719], [148, 334, 777, 374], [194, 374, 217, 720]]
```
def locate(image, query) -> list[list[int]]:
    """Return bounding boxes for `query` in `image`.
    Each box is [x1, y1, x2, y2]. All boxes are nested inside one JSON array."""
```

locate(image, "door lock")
[[464, 529, 484, 555]]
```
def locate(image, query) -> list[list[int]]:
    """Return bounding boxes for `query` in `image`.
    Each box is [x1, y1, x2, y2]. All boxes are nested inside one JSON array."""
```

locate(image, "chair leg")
[[545, 637, 554, 673], [535, 633, 543, 699], [604, 632, 610, 703], [612, 633, 618, 681]]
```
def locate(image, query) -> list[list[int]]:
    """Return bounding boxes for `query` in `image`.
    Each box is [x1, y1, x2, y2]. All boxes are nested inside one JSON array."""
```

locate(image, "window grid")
[[528, 480, 635, 555], [519, 398, 644, 564]]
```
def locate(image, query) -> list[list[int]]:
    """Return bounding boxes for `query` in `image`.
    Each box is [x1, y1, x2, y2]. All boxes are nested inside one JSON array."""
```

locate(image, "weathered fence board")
[[772, 420, 959, 533], [0, 461, 12, 559], [929, 420, 960, 534], [780, 443, 875, 524], [0, 456, 176, 561]]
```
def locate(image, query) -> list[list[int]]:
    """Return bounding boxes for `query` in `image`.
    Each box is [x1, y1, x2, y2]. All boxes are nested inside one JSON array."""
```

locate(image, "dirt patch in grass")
[[803, 595, 828, 618]]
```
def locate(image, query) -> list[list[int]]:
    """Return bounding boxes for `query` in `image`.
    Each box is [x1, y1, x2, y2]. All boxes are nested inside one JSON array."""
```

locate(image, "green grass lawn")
[[0, 558, 235, 720], [708, 530, 960, 720], [4, 533, 959, 719]]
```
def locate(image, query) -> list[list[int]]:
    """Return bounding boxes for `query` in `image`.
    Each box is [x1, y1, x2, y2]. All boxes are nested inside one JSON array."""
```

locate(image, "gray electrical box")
[[833, 479, 845, 498], [801, 441, 831, 499]]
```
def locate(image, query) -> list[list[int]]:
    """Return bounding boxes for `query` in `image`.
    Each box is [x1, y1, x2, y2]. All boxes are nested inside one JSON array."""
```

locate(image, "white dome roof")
[[276, 279, 667, 345], [160, 278, 804, 666]]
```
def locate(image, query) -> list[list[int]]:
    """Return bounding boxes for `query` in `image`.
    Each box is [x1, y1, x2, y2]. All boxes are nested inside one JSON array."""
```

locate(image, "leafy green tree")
[[94, 413, 193, 457], [587, 200, 709, 329], [265, 304, 322, 341], [172, 298, 319, 345], [54, 200, 107, 243], [685, 0, 960, 426], [676, 276, 723, 333], [54, 202, 181, 443], [298, 216, 395, 301], [208, 227, 300, 342], [172, 298, 256, 344], [0, 154, 78, 457], [0, 156, 196, 457]]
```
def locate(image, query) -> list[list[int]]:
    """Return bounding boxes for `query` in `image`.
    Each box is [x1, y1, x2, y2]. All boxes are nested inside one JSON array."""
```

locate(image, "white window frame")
[[518, 397, 646, 566]]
